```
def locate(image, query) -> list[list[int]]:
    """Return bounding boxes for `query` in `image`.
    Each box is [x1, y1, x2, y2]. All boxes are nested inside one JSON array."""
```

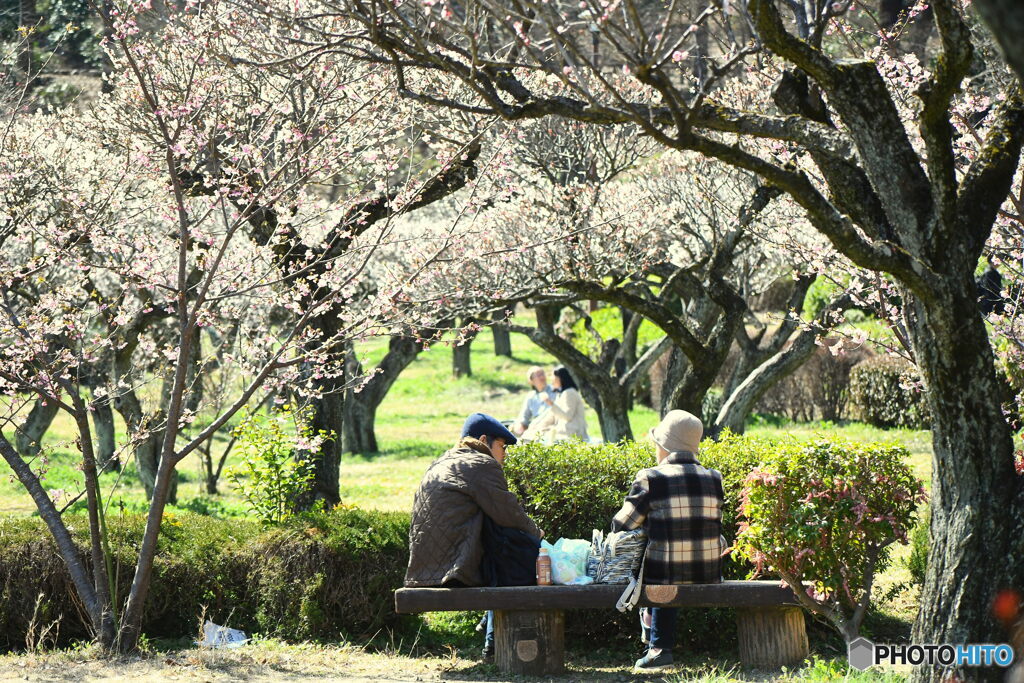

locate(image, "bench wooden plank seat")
[[396, 581, 799, 611], [395, 581, 808, 675]]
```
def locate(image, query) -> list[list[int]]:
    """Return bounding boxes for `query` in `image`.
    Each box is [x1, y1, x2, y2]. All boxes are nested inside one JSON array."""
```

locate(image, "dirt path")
[[0, 643, 793, 682], [0, 639, 922, 682]]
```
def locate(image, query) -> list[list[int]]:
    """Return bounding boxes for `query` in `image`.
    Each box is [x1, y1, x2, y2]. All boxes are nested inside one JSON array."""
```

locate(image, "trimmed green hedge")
[[504, 439, 652, 542], [505, 431, 776, 564], [503, 434, 782, 648], [849, 356, 931, 429], [0, 508, 410, 651]]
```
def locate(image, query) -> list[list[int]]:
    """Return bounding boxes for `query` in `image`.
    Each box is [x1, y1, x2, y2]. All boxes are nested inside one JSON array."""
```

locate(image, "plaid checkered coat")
[[611, 451, 725, 585]]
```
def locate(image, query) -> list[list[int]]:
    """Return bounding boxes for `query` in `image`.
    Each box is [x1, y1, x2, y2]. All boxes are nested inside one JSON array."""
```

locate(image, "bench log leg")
[[736, 606, 808, 669], [494, 609, 565, 675]]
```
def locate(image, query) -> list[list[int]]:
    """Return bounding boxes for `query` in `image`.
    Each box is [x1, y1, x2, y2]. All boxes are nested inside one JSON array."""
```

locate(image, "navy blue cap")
[[461, 412, 518, 446]]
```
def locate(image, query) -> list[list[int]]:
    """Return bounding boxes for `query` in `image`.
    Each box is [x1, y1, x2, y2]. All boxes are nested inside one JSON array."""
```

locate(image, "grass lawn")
[[0, 326, 663, 516], [0, 325, 932, 516]]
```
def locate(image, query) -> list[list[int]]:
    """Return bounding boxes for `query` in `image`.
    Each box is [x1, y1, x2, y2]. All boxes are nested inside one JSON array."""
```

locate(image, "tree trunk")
[[494, 609, 565, 675], [736, 607, 808, 669], [301, 388, 342, 508], [973, 0, 1024, 84], [114, 389, 176, 505], [594, 402, 631, 443], [713, 337, 816, 436], [15, 396, 58, 457], [343, 394, 378, 453], [135, 427, 175, 504], [658, 348, 689, 416], [342, 346, 377, 454], [0, 434, 107, 646], [722, 343, 762, 403], [342, 335, 424, 454], [711, 302, 843, 436], [693, 3, 710, 86], [908, 283, 1024, 683], [453, 343, 472, 377], [91, 399, 118, 473], [203, 443, 219, 495], [296, 314, 349, 508], [67, 400, 115, 649], [492, 324, 512, 357], [556, 363, 633, 443], [117, 426, 183, 651], [667, 363, 716, 420], [620, 307, 638, 368], [453, 323, 478, 378]]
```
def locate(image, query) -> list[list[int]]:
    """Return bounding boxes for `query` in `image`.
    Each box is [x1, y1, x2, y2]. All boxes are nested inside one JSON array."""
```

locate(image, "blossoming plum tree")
[[404, 117, 850, 441], [0, 0, 476, 651]]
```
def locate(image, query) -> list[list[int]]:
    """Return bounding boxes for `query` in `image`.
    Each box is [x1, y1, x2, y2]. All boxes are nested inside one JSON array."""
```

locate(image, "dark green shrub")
[[698, 431, 778, 553], [849, 356, 931, 429], [245, 508, 410, 640], [132, 511, 262, 640], [907, 505, 930, 586], [0, 508, 410, 651], [173, 496, 247, 518], [504, 439, 651, 541], [0, 517, 82, 651], [506, 432, 772, 552], [702, 388, 724, 426]]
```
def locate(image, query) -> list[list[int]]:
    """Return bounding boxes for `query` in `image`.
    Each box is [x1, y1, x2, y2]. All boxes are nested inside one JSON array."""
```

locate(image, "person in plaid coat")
[[611, 410, 726, 671]]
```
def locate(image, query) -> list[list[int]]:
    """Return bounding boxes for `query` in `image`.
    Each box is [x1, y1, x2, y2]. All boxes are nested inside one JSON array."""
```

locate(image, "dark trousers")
[[641, 607, 678, 650], [480, 517, 539, 652]]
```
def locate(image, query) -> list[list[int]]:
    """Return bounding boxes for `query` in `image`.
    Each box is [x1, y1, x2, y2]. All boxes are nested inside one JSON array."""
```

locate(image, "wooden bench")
[[395, 581, 808, 675]]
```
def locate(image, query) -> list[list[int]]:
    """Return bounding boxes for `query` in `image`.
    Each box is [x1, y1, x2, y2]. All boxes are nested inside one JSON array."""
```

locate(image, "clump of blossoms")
[[734, 438, 927, 643]]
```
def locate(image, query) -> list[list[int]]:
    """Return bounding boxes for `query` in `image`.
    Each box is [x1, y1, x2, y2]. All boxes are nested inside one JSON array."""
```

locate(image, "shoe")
[[634, 649, 673, 671], [482, 643, 494, 663]]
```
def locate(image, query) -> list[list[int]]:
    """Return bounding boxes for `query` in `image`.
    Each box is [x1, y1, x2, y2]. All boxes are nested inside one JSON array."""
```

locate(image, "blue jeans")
[[484, 611, 494, 649], [641, 607, 678, 650]]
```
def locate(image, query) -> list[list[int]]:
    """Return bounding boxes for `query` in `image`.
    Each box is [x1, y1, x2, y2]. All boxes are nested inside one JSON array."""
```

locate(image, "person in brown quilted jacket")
[[405, 413, 540, 588]]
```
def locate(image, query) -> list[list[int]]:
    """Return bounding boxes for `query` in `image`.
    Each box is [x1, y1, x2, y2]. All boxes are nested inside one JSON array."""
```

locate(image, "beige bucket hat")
[[649, 410, 703, 454]]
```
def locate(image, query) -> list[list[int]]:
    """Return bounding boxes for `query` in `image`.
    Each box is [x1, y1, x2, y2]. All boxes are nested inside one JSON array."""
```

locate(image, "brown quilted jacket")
[[404, 438, 540, 587]]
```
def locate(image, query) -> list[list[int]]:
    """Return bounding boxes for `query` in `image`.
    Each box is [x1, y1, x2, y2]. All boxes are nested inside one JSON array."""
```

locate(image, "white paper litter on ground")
[[199, 620, 249, 648]]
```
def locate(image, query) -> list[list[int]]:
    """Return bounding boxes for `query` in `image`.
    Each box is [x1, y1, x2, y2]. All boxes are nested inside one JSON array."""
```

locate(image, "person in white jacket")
[[521, 366, 589, 442]]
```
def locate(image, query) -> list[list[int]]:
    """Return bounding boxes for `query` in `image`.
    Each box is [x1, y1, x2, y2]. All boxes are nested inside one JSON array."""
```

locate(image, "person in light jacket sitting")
[[521, 366, 589, 442], [512, 366, 556, 436]]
